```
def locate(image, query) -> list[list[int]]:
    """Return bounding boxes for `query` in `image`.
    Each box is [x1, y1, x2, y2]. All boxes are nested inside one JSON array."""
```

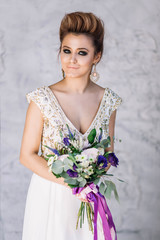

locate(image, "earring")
[[90, 63, 100, 82], [62, 69, 65, 79]]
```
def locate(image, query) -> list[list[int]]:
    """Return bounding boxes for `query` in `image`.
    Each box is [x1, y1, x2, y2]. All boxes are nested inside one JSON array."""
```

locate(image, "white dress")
[[22, 85, 122, 240]]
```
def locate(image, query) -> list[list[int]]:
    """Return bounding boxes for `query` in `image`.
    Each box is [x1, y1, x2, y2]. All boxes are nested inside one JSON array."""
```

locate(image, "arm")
[[19, 100, 69, 188], [104, 109, 117, 172]]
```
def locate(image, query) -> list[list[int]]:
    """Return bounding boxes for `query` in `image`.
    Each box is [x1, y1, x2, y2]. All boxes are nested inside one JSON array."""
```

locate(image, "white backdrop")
[[0, 0, 160, 239]]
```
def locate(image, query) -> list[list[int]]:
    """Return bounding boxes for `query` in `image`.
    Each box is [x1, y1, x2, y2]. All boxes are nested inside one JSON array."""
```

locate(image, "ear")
[[93, 51, 102, 64]]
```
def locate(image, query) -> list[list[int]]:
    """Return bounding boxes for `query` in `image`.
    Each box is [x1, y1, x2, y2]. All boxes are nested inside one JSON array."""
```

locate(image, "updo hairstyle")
[[58, 11, 105, 63]]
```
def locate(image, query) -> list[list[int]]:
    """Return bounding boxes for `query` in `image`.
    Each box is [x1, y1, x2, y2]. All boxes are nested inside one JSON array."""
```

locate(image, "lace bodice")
[[26, 86, 122, 158]]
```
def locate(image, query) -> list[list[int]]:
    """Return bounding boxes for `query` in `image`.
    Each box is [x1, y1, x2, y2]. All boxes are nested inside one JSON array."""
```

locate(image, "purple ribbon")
[[72, 183, 117, 240]]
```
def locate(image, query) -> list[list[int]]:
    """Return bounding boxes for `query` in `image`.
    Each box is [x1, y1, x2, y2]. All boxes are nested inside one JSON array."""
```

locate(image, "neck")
[[62, 75, 94, 94]]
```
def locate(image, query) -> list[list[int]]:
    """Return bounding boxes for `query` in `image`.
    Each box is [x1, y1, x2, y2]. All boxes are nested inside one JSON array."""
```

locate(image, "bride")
[[19, 11, 122, 240]]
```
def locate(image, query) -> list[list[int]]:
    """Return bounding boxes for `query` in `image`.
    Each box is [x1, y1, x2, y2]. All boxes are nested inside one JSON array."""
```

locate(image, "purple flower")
[[43, 145, 60, 156], [97, 155, 108, 168], [63, 137, 70, 146], [73, 163, 77, 171], [98, 128, 103, 142], [108, 152, 119, 167], [67, 169, 78, 178], [66, 124, 74, 139]]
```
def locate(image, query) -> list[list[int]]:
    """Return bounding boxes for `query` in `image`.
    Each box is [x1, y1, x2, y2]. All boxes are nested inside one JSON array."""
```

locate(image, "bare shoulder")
[[91, 84, 106, 98], [48, 80, 65, 93]]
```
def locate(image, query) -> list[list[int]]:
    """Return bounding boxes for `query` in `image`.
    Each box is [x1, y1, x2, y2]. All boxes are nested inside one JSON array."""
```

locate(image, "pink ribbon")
[[72, 183, 117, 240]]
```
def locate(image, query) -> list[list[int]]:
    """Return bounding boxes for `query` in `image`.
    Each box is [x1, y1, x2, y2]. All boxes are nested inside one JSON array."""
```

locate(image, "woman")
[[19, 11, 122, 240]]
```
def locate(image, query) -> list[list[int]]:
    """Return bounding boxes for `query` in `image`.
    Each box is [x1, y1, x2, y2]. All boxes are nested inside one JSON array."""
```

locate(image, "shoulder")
[[106, 87, 122, 101], [105, 87, 123, 113], [25, 85, 47, 103], [25, 86, 49, 120]]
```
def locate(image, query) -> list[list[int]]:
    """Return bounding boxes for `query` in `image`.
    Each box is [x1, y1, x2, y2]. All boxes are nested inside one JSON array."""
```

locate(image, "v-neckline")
[[45, 85, 107, 137]]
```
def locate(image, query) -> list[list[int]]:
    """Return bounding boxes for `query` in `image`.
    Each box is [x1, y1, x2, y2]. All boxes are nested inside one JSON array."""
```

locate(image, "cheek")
[[77, 56, 94, 68], [60, 53, 69, 63]]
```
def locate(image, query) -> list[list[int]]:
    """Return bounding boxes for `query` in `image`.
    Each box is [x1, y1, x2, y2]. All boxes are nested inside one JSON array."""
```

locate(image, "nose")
[[70, 53, 77, 63]]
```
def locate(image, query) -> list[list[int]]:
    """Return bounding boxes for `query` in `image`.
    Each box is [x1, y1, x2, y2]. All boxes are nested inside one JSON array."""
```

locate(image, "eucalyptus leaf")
[[105, 173, 114, 176], [104, 180, 119, 202], [51, 160, 63, 174], [93, 178, 100, 185], [64, 178, 78, 185], [77, 177, 84, 182], [60, 172, 70, 179], [94, 143, 103, 148], [79, 178, 87, 187], [117, 178, 125, 183], [63, 158, 73, 166], [64, 165, 71, 171], [100, 138, 111, 148], [99, 182, 106, 195], [104, 183, 112, 199]]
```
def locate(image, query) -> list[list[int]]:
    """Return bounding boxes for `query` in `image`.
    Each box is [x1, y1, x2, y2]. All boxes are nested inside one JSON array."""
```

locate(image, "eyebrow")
[[62, 45, 89, 51]]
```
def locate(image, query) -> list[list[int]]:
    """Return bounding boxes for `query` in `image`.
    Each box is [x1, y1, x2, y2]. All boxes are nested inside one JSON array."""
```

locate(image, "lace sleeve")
[[107, 88, 123, 116], [26, 87, 46, 120]]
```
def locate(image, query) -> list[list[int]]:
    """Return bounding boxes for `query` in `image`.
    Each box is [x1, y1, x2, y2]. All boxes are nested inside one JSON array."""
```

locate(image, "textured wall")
[[0, 0, 160, 240]]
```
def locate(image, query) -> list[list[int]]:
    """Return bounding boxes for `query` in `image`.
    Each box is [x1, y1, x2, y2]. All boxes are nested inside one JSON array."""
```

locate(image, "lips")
[[67, 66, 79, 69]]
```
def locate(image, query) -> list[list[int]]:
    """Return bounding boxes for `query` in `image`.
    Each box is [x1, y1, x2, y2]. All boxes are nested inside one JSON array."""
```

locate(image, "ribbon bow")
[[72, 183, 117, 240]]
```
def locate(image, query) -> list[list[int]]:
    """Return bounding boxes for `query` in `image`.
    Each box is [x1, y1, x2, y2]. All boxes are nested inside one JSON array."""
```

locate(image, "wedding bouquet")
[[43, 124, 123, 240]]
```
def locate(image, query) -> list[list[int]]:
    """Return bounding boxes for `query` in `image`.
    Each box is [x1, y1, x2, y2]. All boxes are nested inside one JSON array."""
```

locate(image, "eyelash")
[[63, 49, 88, 56]]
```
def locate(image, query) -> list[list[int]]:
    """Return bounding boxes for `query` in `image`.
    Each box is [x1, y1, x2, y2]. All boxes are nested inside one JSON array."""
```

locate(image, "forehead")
[[61, 33, 94, 49]]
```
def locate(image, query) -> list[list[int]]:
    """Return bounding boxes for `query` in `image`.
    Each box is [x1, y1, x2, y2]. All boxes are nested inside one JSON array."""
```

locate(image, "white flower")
[[88, 157, 94, 162], [81, 148, 99, 162], [75, 154, 90, 168], [79, 154, 88, 162], [84, 166, 94, 175], [97, 147, 104, 155], [47, 156, 58, 166], [80, 160, 90, 168], [69, 139, 79, 149], [79, 136, 84, 150]]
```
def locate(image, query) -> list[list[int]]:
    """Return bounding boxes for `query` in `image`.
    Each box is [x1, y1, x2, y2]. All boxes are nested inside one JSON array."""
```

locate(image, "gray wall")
[[0, 1, 160, 239]]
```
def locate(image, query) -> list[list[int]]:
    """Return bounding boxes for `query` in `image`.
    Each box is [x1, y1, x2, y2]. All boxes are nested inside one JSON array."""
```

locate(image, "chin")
[[65, 73, 83, 78]]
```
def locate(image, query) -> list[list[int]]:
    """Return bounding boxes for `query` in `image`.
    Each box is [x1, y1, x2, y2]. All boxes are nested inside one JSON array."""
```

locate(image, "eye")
[[78, 51, 88, 56], [62, 49, 88, 56], [63, 49, 71, 54]]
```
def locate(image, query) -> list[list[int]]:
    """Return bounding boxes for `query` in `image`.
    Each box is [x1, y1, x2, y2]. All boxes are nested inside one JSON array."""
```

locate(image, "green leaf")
[[77, 177, 84, 182], [79, 178, 87, 187], [104, 183, 112, 199], [94, 143, 104, 148], [93, 178, 100, 185], [64, 178, 78, 185], [100, 137, 111, 148], [52, 172, 62, 178], [60, 172, 70, 179], [104, 180, 119, 202], [63, 158, 73, 165], [105, 173, 114, 176], [88, 128, 96, 144], [51, 160, 63, 174], [63, 157, 74, 171], [67, 154, 76, 161], [99, 182, 106, 195], [64, 165, 71, 171], [117, 178, 125, 183], [46, 154, 55, 157]]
